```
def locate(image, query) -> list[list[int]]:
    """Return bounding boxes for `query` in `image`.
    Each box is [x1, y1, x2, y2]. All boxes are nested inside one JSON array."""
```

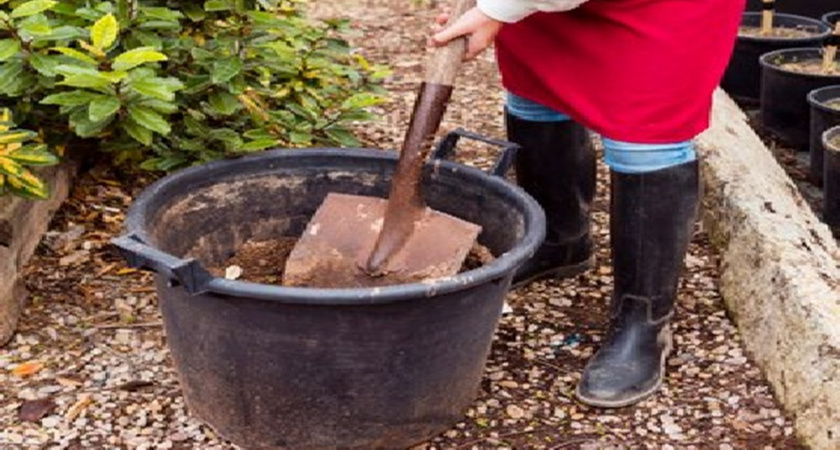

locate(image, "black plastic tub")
[[823, 11, 839, 27], [746, 0, 837, 19], [760, 48, 840, 151], [807, 86, 840, 185], [823, 125, 840, 228], [722, 13, 829, 103], [112, 130, 546, 449]]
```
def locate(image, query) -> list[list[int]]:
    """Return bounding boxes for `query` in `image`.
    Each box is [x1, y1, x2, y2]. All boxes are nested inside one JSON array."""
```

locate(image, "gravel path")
[[0, 1, 805, 448]]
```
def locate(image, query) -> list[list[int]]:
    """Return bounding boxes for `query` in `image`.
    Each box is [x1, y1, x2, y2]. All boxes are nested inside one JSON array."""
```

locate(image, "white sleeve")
[[477, 0, 589, 23]]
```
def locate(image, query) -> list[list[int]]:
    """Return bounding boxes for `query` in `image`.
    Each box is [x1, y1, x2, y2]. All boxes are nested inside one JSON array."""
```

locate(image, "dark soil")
[[209, 237, 496, 286], [738, 25, 821, 38]]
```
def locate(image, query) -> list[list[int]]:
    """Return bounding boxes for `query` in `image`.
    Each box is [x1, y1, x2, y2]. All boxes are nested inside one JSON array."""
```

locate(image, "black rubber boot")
[[506, 113, 597, 288], [576, 160, 700, 408]]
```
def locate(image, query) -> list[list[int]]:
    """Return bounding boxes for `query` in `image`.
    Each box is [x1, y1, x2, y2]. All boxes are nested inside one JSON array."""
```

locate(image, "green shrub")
[[0, 108, 59, 199], [0, 0, 388, 175]]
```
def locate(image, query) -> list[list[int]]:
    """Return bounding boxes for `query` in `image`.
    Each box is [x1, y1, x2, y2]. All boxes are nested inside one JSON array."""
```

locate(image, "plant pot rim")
[[739, 12, 831, 43], [823, 124, 840, 153], [759, 47, 840, 78], [807, 85, 840, 112], [122, 147, 547, 305]]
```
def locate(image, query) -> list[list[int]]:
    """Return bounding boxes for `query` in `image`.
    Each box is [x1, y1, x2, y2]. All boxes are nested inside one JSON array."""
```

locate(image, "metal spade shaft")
[[365, 0, 473, 274]]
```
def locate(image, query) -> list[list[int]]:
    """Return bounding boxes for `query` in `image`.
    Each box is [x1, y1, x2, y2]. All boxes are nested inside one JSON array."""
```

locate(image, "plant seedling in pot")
[[283, 0, 482, 288]]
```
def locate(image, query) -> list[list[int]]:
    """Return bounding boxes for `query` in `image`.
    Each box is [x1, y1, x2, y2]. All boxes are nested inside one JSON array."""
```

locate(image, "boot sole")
[[511, 254, 596, 290], [574, 326, 674, 409]]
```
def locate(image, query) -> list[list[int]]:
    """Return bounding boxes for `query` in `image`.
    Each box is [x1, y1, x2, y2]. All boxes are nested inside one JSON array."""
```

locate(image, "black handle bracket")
[[111, 233, 213, 296], [432, 128, 520, 177]]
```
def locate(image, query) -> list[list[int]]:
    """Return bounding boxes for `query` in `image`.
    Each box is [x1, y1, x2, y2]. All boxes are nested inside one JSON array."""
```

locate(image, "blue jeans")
[[506, 93, 696, 174]]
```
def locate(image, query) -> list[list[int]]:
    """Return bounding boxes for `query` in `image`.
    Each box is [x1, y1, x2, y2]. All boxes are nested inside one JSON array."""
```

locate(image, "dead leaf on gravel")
[[65, 394, 93, 421], [18, 398, 56, 422], [59, 250, 90, 267], [11, 361, 44, 377], [56, 376, 84, 387], [117, 380, 155, 392]]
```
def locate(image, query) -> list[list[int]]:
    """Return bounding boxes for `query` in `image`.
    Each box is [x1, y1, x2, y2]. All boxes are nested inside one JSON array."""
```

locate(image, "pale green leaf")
[[6, 144, 58, 166], [41, 90, 102, 106], [127, 104, 170, 135], [91, 13, 118, 50], [112, 47, 167, 71], [207, 90, 240, 115], [131, 77, 180, 101], [122, 117, 152, 145], [0, 39, 21, 62], [204, 0, 232, 12], [210, 59, 242, 84], [29, 53, 57, 76], [10, 0, 57, 18], [51, 47, 97, 65], [88, 96, 120, 122]]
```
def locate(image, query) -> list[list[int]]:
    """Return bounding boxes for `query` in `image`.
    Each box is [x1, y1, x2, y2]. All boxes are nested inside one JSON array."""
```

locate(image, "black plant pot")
[[722, 13, 829, 103], [746, 0, 837, 19], [823, 11, 840, 27], [760, 48, 840, 151], [807, 85, 840, 186], [822, 125, 840, 228], [111, 131, 546, 449]]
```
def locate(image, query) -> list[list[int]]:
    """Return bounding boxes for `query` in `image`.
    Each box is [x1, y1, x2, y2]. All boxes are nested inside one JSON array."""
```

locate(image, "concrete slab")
[[698, 89, 840, 449]]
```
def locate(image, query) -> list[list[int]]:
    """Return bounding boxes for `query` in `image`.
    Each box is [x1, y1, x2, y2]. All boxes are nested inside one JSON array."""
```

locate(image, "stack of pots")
[[722, 12, 830, 104], [746, 0, 837, 19], [807, 86, 840, 186], [822, 125, 840, 228]]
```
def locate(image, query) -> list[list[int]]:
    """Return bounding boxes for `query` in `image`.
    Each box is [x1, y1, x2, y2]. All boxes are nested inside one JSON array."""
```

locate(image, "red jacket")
[[494, 0, 745, 143]]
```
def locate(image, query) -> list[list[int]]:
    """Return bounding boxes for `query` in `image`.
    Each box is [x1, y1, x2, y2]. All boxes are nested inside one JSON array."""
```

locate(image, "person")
[[431, 0, 744, 408]]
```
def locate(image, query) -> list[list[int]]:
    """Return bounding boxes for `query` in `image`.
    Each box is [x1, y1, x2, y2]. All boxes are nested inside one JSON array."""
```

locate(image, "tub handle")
[[432, 128, 520, 177], [111, 233, 213, 295]]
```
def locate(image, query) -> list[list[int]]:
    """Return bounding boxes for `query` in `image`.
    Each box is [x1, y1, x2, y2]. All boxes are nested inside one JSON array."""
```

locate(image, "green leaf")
[[182, 4, 207, 21], [29, 53, 57, 76], [35, 25, 84, 43], [238, 139, 276, 152], [207, 91, 240, 116], [0, 61, 24, 93], [325, 128, 359, 147], [131, 78, 170, 101], [210, 59, 242, 84], [6, 144, 58, 166], [142, 99, 178, 114], [122, 117, 152, 146], [40, 90, 102, 106], [10, 0, 58, 18], [58, 74, 112, 89], [341, 92, 382, 110], [0, 156, 24, 177], [127, 105, 170, 135], [91, 13, 118, 50], [139, 6, 183, 21], [0, 130, 37, 144], [204, 0, 232, 11], [0, 40, 21, 62], [112, 47, 167, 71], [51, 47, 97, 65], [19, 14, 51, 37], [89, 96, 121, 122]]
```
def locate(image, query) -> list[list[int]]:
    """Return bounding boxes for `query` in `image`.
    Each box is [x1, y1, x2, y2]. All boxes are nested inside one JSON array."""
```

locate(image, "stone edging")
[[0, 161, 77, 346], [697, 89, 840, 450]]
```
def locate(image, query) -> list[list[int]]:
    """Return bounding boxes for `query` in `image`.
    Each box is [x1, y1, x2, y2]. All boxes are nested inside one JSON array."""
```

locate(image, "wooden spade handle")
[[761, 0, 774, 35], [823, 23, 840, 73], [425, 0, 475, 85]]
